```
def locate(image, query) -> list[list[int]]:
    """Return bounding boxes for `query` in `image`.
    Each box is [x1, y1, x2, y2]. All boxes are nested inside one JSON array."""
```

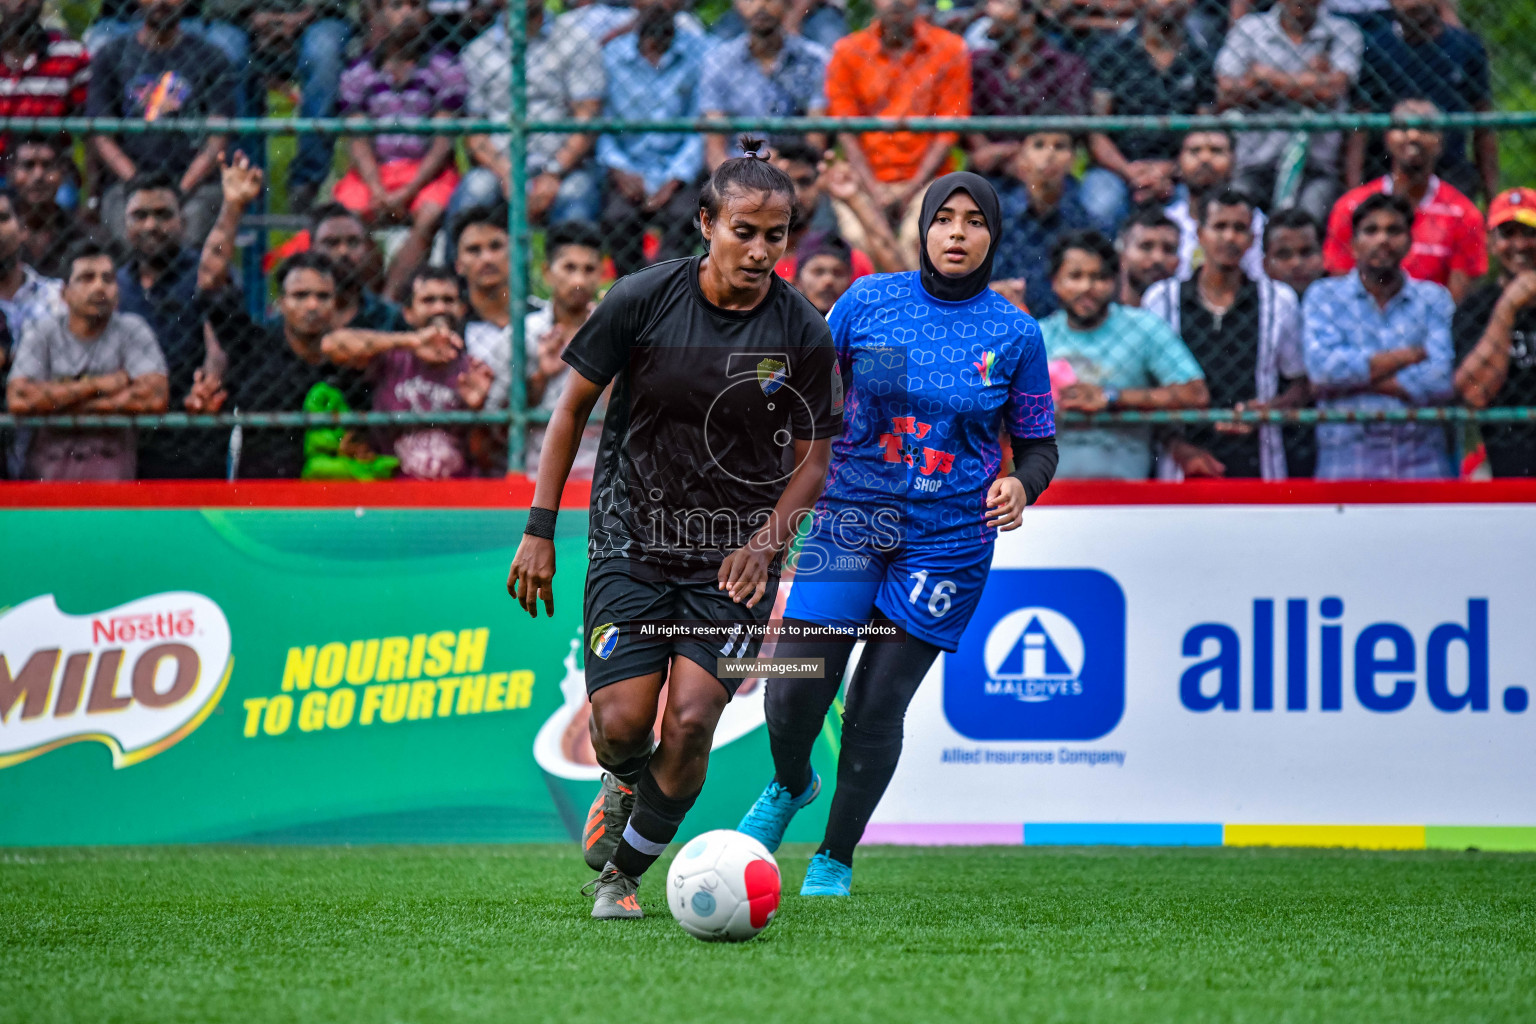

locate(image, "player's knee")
[[589, 704, 652, 759], [664, 701, 717, 754], [842, 714, 905, 748]]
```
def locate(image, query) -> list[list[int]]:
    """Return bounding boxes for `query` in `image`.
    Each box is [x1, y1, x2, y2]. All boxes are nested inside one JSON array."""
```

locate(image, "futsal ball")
[[666, 829, 781, 942]]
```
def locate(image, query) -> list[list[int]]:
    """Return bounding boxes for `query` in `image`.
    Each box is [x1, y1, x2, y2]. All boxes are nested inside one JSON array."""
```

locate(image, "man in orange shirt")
[[1323, 98, 1486, 303], [823, 0, 969, 263]]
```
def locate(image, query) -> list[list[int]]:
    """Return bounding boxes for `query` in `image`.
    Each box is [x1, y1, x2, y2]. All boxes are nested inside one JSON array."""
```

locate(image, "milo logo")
[[0, 592, 233, 769]]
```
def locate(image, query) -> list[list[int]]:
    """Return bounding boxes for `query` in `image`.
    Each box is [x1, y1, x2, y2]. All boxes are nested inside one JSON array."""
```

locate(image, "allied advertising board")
[[878, 501, 1536, 851]]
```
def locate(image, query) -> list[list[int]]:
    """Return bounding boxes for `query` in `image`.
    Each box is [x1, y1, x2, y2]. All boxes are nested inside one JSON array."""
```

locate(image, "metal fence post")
[[506, 0, 530, 476]]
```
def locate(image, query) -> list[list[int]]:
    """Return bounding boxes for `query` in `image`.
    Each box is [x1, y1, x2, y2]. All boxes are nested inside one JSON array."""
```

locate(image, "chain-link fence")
[[0, 0, 1533, 482]]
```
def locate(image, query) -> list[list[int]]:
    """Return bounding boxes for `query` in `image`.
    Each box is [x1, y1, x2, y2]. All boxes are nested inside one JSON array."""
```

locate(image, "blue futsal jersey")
[[818, 271, 1055, 551]]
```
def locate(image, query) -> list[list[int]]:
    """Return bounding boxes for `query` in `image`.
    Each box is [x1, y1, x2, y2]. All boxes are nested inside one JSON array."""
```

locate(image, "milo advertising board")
[[0, 506, 836, 847]]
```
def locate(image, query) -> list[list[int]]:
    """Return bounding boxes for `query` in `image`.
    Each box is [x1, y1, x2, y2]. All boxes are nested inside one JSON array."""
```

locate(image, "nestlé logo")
[[0, 592, 232, 769]]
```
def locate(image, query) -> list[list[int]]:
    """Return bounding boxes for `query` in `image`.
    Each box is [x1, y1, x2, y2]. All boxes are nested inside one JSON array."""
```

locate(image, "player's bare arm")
[[507, 367, 606, 617]]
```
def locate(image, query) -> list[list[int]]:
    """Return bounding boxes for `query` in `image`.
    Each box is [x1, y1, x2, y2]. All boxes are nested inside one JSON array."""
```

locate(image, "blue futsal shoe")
[[800, 852, 852, 896], [736, 773, 821, 853]]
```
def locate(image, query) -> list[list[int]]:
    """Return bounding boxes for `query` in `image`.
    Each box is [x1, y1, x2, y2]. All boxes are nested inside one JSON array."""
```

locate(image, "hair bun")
[[738, 134, 768, 159]]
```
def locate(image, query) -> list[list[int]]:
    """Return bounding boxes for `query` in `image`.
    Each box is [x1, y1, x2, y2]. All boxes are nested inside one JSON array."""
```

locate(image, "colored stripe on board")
[[1424, 826, 1536, 852], [855, 824, 1536, 850], [1223, 825, 1425, 850], [1024, 823, 1224, 847], [862, 823, 1024, 846]]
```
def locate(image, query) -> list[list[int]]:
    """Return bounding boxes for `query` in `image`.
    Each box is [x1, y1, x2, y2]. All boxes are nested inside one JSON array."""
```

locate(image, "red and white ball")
[[666, 829, 781, 942]]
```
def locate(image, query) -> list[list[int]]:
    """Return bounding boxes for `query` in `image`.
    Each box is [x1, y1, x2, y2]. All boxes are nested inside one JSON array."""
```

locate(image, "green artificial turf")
[[2, 844, 1533, 1024]]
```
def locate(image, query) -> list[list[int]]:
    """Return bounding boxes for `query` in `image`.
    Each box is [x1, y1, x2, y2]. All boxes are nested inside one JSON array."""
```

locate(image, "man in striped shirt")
[[0, 0, 89, 176]]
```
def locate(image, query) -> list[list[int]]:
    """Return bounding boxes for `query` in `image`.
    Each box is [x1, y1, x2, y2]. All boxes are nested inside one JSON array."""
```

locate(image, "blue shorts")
[[783, 514, 993, 652]]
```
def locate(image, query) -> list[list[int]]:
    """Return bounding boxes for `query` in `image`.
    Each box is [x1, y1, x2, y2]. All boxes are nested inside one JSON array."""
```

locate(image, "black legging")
[[765, 613, 942, 865]]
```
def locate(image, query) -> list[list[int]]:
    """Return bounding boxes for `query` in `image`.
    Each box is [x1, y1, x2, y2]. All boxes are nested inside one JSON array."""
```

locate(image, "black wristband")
[[1009, 435, 1059, 507], [524, 506, 557, 539]]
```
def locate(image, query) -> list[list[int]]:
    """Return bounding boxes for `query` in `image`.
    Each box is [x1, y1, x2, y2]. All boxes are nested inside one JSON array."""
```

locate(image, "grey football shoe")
[[582, 772, 636, 871], [583, 862, 644, 920]]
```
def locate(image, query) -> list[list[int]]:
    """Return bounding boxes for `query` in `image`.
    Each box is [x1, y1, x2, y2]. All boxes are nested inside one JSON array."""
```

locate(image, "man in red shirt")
[[0, 0, 89, 176], [1323, 98, 1486, 303]]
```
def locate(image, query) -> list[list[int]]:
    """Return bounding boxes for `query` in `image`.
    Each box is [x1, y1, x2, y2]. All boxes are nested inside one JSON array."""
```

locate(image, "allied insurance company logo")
[[0, 592, 233, 769], [944, 569, 1126, 741]]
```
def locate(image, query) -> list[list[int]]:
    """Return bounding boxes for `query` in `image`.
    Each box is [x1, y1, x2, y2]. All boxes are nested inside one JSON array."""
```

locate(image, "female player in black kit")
[[507, 138, 843, 919]]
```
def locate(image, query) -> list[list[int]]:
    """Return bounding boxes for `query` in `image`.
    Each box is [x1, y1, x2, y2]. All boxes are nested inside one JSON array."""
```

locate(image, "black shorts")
[[582, 560, 779, 697]]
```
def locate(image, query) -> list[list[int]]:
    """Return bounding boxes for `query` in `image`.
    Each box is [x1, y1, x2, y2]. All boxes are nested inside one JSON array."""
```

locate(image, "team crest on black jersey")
[[757, 357, 788, 395], [590, 622, 619, 660]]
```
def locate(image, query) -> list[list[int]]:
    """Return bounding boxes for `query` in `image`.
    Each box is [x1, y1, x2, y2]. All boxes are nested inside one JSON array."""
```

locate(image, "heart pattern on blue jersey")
[[824, 272, 1048, 543]]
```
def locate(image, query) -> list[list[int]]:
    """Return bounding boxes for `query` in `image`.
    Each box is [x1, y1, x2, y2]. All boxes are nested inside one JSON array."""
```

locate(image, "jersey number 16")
[[907, 570, 956, 618]]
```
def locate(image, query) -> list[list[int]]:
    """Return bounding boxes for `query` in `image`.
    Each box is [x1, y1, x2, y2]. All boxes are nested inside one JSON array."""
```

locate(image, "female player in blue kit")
[[737, 172, 1060, 895]]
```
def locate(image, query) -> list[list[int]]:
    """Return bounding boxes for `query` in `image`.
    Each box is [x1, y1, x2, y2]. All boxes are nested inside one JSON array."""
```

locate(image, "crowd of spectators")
[[0, 0, 1531, 482]]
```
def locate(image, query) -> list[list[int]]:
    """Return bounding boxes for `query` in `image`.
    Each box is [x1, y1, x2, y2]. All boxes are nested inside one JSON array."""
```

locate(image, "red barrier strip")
[[0, 479, 589, 509], [1031, 479, 1536, 505], [1, 478, 1534, 509]]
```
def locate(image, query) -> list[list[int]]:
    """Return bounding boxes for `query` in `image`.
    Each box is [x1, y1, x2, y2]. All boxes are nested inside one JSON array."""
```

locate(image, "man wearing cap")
[[1323, 98, 1486, 303], [1453, 188, 1536, 476]]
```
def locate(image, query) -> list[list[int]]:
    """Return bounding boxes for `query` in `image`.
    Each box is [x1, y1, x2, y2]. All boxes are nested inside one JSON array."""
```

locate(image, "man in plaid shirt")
[[0, 0, 89, 176]]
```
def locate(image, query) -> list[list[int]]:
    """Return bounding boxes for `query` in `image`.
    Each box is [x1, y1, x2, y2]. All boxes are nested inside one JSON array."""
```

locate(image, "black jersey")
[[562, 257, 843, 581]]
